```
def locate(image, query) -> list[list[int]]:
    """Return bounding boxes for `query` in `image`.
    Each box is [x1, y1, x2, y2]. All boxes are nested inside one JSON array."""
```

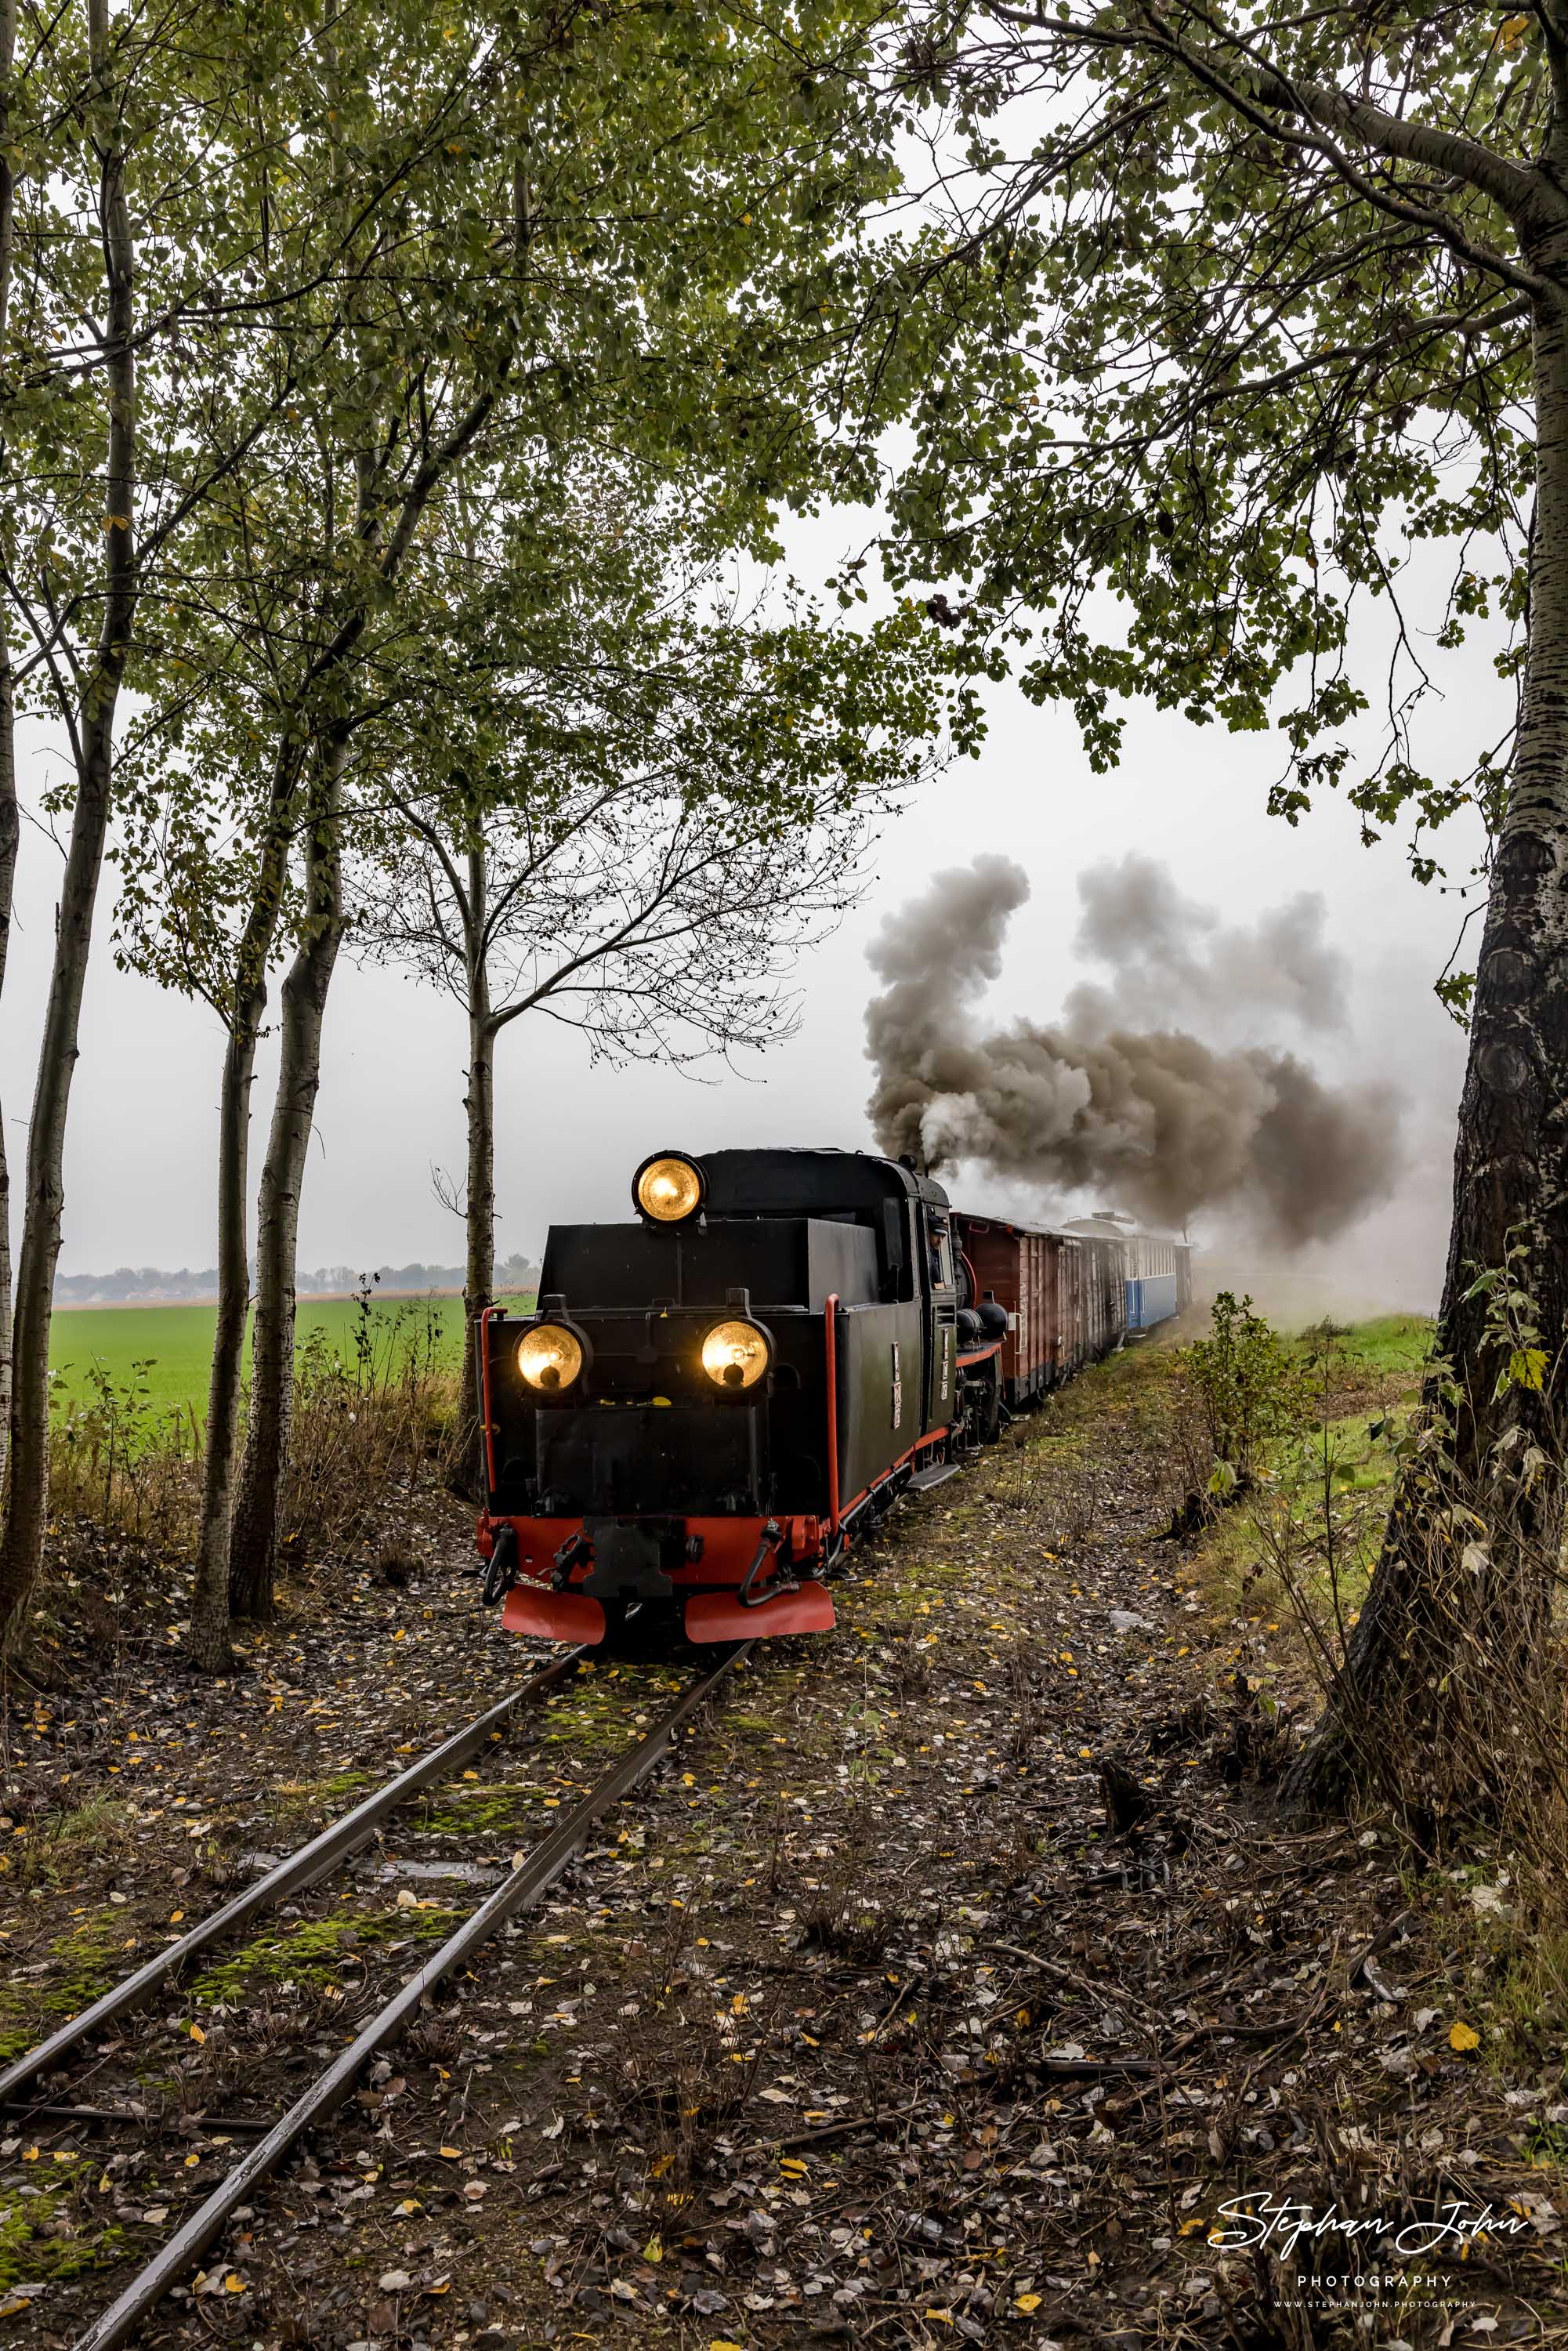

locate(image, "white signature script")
[[1208, 2195, 1527, 2258]]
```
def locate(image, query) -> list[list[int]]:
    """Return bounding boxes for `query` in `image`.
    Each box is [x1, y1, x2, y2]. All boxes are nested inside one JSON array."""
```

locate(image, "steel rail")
[[0, 1648, 588, 2110], [72, 1642, 752, 2351]]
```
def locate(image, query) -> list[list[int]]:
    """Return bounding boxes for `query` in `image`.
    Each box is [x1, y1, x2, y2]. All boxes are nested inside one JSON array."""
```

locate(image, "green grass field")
[[48, 1292, 534, 1420]]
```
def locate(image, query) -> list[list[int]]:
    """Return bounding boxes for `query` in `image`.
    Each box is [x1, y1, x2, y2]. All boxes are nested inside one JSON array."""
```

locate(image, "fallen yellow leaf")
[[1015, 2293, 1042, 2313], [189, 2023, 206, 2044], [1449, 2020, 1481, 2052]]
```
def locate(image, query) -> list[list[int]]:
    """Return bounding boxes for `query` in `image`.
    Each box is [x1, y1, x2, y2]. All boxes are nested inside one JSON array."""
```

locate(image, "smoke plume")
[[864, 854, 1400, 1248], [1065, 856, 1348, 1039]]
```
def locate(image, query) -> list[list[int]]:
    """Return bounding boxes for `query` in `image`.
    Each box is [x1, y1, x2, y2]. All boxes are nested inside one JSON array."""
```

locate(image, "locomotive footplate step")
[[907, 1461, 961, 1492]]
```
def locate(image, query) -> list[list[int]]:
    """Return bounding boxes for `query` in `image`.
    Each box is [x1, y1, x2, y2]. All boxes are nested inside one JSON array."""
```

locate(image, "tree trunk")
[[1285, 284, 1568, 1813], [0, 0, 135, 1654], [458, 840, 494, 1493], [185, 777, 296, 1672], [0, 650, 16, 1506], [0, 0, 17, 1498], [228, 744, 346, 1620], [185, 1017, 252, 1672]]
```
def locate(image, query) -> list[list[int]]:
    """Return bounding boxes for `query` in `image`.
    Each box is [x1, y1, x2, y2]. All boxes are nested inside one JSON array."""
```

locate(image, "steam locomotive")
[[473, 1147, 1190, 1647]]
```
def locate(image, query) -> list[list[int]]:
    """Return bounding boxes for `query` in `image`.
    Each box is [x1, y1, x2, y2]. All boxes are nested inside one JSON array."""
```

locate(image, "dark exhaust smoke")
[[864, 855, 1400, 1248]]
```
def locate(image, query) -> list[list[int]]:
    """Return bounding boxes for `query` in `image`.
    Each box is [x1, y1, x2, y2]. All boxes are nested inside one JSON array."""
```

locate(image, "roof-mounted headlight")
[[633, 1151, 705, 1224]]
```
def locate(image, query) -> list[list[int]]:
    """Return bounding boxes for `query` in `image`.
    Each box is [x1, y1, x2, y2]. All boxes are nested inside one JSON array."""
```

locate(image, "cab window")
[[927, 1217, 955, 1291]]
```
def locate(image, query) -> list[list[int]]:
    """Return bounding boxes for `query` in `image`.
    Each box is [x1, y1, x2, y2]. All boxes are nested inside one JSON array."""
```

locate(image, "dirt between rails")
[[0, 1341, 1563, 2351]]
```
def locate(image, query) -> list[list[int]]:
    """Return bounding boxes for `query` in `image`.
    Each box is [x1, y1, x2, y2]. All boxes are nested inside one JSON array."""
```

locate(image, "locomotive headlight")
[[634, 1151, 704, 1223], [700, 1318, 770, 1391], [516, 1322, 585, 1393]]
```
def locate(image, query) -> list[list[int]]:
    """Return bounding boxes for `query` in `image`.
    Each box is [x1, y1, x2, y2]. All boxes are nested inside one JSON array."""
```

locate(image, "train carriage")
[[473, 1147, 1189, 1650]]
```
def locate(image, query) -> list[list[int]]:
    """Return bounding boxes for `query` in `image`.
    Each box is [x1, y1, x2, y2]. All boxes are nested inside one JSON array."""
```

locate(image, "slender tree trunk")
[[458, 839, 494, 1491], [186, 1025, 255, 1664], [228, 742, 346, 1620], [0, 650, 16, 1505], [1286, 282, 1568, 1812], [0, 0, 135, 1654], [185, 777, 295, 1672], [0, 0, 17, 1498]]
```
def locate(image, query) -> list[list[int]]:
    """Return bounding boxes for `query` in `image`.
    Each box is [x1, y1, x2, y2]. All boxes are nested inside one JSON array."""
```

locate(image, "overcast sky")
[[1, 510, 1489, 1316]]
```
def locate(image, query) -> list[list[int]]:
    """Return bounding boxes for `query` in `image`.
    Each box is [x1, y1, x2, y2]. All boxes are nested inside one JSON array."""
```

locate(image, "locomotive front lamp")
[[634, 1151, 704, 1224], [516, 1322, 586, 1392], [700, 1318, 770, 1391]]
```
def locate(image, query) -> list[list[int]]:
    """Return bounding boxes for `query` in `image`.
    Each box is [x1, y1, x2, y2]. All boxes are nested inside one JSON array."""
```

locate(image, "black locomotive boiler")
[[473, 1145, 1190, 1646]]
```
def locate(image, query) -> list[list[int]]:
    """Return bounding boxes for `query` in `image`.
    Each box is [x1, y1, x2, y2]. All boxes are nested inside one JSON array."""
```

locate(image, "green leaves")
[[859, 5, 1538, 901], [61, 2, 936, 1008]]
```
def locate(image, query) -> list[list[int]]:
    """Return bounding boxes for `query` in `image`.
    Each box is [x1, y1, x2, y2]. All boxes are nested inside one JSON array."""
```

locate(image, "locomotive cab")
[[474, 1147, 990, 1647]]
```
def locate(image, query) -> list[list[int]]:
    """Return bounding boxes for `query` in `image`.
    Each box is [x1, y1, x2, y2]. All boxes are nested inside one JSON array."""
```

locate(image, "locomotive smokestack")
[[863, 856, 1400, 1250]]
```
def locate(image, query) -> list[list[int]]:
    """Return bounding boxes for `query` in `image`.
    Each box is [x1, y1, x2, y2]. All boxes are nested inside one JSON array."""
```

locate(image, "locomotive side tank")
[[473, 1148, 1004, 1648]]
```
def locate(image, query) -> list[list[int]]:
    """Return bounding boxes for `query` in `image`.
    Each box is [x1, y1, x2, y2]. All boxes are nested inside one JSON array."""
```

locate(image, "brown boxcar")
[[955, 1212, 1143, 1407]]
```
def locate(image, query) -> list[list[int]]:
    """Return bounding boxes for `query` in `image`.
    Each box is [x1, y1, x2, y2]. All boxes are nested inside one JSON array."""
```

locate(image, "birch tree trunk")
[[458, 839, 494, 1489], [0, 648, 16, 1507], [0, 0, 136, 1654], [1287, 275, 1568, 1808], [0, 0, 17, 1501], [227, 742, 346, 1620]]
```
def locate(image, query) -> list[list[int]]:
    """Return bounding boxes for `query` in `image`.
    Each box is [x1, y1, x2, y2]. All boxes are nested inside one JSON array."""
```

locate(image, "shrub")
[[47, 1359, 201, 1552], [1179, 1291, 1309, 1501], [277, 1287, 459, 1561]]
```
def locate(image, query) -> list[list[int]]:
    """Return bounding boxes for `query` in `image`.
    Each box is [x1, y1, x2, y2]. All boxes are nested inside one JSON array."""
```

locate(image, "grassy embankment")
[[1185, 1310, 1435, 1666]]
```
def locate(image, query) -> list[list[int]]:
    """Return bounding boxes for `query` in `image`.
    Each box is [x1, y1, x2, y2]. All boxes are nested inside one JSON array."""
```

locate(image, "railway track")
[[2, 1641, 753, 2351]]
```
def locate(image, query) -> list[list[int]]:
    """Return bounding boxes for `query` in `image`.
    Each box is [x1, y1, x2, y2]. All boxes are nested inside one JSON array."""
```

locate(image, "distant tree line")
[[51, 1257, 540, 1309]]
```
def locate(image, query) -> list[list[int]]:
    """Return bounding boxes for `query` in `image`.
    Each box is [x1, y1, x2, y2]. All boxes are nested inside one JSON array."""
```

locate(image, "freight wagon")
[[954, 1209, 1191, 1411]]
